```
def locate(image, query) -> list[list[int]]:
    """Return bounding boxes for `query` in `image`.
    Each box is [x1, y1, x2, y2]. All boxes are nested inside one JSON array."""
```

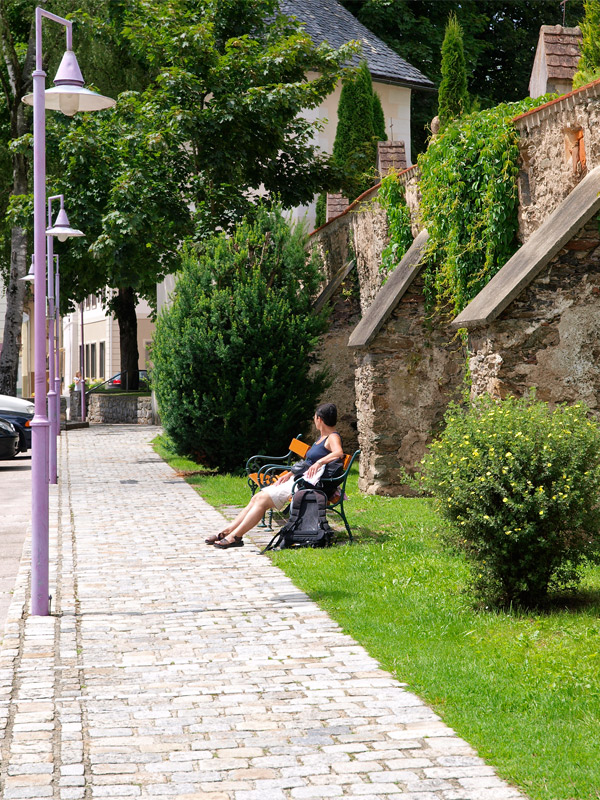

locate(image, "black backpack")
[[262, 489, 334, 551]]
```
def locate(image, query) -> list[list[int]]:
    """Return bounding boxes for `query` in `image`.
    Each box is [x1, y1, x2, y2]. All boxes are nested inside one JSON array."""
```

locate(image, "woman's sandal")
[[205, 531, 228, 544], [213, 535, 244, 549]]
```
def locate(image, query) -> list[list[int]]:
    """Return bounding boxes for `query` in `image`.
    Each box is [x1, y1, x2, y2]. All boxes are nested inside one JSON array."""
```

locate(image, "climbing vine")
[[417, 95, 554, 314], [378, 170, 413, 277]]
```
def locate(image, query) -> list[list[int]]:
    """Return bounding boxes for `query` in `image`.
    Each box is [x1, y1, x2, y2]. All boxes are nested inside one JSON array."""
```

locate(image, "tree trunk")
[[113, 287, 139, 390], [0, 17, 35, 396], [0, 225, 28, 395], [0, 137, 30, 395]]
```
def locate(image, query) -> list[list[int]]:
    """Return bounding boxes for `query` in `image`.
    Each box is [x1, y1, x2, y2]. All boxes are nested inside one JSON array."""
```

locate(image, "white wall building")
[[61, 293, 154, 390]]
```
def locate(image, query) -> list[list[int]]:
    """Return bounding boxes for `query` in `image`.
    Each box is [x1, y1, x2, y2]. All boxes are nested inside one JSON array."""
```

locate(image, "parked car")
[[106, 370, 149, 389], [0, 417, 19, 459], [0, 395, 34, 453], [0, 394, 34, 415], [0, 410, 33, 453]]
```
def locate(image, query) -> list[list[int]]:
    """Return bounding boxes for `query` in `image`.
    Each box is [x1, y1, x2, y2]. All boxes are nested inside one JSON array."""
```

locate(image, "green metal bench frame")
[[245, 443, 360, 541]]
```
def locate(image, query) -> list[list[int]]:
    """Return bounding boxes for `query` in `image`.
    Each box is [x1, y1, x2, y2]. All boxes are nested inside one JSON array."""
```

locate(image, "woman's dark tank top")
[[305, 433, 342, 465]]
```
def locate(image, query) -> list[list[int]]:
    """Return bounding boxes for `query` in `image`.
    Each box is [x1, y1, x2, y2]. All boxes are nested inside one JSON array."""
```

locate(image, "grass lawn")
[[153, 435, 600, 800]]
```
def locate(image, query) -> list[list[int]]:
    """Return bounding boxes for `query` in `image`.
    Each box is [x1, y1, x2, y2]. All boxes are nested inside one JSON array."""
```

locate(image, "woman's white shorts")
[[262, 476, 296, 511]]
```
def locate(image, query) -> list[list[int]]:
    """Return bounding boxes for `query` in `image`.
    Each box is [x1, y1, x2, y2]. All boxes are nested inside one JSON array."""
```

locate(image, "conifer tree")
[[373, 91, 387, 141], [333, 60, 378, 200], [573, 0, 600, 89], [438, 13, 469, 129]]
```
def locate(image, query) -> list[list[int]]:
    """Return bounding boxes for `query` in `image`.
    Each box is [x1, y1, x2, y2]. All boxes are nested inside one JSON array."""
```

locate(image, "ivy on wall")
[[417, 95, 554, 314], [378, 170, 413, 277]]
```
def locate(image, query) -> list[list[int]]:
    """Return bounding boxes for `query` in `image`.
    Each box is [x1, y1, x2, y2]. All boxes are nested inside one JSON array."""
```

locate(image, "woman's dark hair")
[[315, 403, 337, 427]]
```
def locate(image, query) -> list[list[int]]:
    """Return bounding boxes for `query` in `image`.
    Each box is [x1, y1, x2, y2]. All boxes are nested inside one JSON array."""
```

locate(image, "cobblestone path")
[[0, 426, 525, 800]]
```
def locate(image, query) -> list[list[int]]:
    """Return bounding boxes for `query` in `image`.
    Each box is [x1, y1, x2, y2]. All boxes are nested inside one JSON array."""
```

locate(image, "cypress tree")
[[373, 90, 387, 141], [573, 0, 600, 89], [333, 60, 378, 200], [438, 13, 468, 129]]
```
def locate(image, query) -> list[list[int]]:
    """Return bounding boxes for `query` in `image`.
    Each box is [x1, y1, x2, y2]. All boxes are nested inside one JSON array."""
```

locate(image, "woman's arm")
[[305, 433, 344, 477]]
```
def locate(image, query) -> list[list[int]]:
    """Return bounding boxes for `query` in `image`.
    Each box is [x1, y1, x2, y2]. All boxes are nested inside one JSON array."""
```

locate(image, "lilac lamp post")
[[80, 302, 86, 421], [54, 256, 61, 439], [22, 7, 114, 616], [47, 196, 83, 484]]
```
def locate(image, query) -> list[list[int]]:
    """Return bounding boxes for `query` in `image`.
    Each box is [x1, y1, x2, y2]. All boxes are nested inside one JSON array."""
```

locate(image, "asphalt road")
[[0, 452, 31, 640]]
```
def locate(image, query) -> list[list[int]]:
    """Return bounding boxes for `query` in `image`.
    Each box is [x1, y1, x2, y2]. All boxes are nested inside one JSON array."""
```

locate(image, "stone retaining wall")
[[83, 393, 155, 424], [354, 271, 466, 495], [469, 215, 600, 408], [515, 85, 600, 241]]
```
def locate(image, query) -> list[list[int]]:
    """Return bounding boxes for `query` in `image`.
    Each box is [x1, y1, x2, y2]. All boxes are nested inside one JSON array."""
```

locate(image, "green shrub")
[[151, 208, 329, 472], [418, 395, 600, 606], [378, 170, 413, 277]]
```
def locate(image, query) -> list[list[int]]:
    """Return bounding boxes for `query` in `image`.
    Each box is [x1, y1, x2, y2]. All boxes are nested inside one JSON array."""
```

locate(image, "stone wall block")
[[469, 215, 600, 409]]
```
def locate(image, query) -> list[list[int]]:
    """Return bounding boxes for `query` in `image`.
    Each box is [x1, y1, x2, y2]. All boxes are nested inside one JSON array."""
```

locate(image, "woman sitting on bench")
[[205, 403, 344, 549]]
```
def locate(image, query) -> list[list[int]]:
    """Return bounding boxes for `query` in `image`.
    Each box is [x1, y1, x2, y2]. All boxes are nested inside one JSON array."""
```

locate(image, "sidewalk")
[[0, 425, 525, 800]]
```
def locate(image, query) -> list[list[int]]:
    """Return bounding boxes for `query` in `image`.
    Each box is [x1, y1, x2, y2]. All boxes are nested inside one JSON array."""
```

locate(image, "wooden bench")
[[245, 438, 360, 541]]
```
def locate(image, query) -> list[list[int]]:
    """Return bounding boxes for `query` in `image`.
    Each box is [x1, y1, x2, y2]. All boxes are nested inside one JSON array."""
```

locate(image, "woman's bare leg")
[[217, 493, 275, 543]]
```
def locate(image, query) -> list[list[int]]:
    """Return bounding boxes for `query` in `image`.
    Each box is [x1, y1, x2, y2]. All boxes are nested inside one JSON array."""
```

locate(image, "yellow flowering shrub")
[[417, 395, 600, 606]]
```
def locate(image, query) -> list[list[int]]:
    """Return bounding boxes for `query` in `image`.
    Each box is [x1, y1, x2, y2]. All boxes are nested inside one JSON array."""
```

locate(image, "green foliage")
[[372, 90, 387, 141], [573, 0, 600, 89], [333, 60, 378, 201], [377, 171, 412, 277], [315, 192, 327, 228], [52, 90, 191, 311], [418, 395, 600, 606], [438, 13, 468, 128], [151, 208, 329, 472], [417, 95, 553, 313]]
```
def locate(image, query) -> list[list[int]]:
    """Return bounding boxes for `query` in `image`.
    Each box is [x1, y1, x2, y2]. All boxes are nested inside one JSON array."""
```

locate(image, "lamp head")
[[46, 207, 84, 241], [22, 49, 116, 115], [19, 257, 35, 283]]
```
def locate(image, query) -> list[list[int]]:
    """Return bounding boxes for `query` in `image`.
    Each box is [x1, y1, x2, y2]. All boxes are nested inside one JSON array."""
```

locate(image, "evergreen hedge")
[[438, 13, 468, 129], [152, 209, 329, 471], [333, 61, 378, 201]]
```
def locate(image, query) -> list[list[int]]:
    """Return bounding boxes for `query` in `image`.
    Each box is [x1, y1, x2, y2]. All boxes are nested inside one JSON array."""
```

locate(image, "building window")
[[85, 344, 90, 376], [99, 342, 105, 378], [90, 343, 96, 379]]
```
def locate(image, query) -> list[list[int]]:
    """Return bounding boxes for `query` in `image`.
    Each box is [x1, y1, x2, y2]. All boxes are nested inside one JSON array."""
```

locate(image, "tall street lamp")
[[22, 7, 115, 616], [47, 195, 83, 484], [54, 255, 61, 443]]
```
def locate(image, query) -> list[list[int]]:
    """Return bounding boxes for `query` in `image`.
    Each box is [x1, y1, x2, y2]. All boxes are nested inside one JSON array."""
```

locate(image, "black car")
[[0, 417, 19, 459], [0, 410, 33, 453]]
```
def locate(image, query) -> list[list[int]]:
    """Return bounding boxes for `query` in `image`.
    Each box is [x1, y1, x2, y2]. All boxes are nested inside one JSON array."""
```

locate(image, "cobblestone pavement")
[[0, 426, 526, 800]]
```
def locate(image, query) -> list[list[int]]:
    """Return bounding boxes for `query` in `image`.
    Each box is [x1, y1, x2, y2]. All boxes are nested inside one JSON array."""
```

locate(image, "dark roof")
[[452, 167, 600, 329], [279, 0, 435, 90]]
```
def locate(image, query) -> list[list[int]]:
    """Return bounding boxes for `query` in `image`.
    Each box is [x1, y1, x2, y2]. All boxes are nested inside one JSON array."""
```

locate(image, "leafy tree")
[[339, 1, 584, 154], [333, 60, 378, 201], [152, 208, 329, 471], [51, 91, 192, 388], [0, 0, 150, 395], [573, 0, 600, 89], [438, 13, 468, 128], [51, 0, 352, 383], [372, 90, 387, 140]]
